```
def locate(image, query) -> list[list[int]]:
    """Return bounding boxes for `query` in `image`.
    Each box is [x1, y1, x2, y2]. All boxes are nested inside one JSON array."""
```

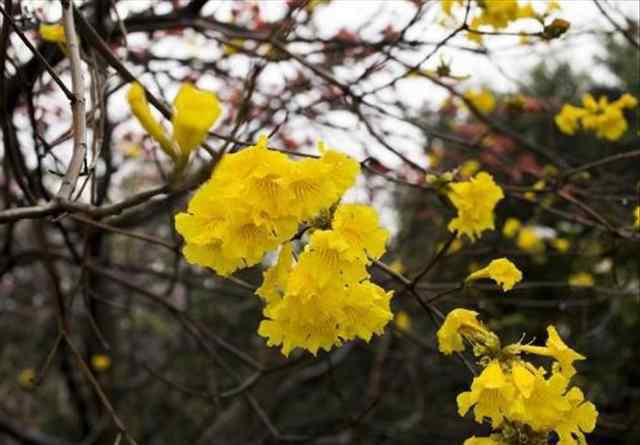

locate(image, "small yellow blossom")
[[544, 326, 586, 379], [128, 82, 221, 167], [634, 206, 640, 229], [502, 218, 521, 238], [172, 83, 222, 162], [331, 204, 389, 261], [39, 24, 65, 43], [127, 83, 174, 158], [394, 310, 412, 332], [551, 237, 570, 253], [18, 368, 36, 388], [91, 354, 111, 372], [464, 89, 496, 114], [256, 243, 294, 305], [437, 308, 493, 355], [555, 386, 598, 445], [466, 258, 523, 292], [457, 360, 516, 428], [447, 172, 505, 241], [555, 104, 588, 135], [517, 227, 545, 254], [568, 272, 594, 287]]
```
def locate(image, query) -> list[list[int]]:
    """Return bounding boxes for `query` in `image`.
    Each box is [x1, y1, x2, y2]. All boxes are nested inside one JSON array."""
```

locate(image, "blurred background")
[[1, 1, 639, 444]]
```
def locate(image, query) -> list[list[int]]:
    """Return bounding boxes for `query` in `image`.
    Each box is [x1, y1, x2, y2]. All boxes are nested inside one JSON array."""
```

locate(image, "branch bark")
[[57, 0, 87, 199]]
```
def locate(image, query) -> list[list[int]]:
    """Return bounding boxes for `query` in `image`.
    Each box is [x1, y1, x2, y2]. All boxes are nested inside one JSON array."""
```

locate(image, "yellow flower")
[[517, 227, 545, 254], [39, 24, 65, 43], [256, 243, 294, 305], [555, 387, 598, 445], [175, 136, 360, 277], [318, 142, 361, 193], [502, 218, 521, 238], [634, 206, 640, 229], [394, 310, 412, 332], [331, 204, 388, 261], [91, 354, 111, 372], [127, 82, 174, 158], [544, 326, 586, 379], [18, 368, 36, 388], [556, 93, 637, 141], [551, 237, 570, 253], [437, 308, 492, 355], [172, 83, 222, 161], [555, 104, 587, 135], [466, 258, 523, 292], [457, 360, 516, 428], [447, 172, 505, 241], [128, 82, 221, 167], [516, 326, 586, 379], [464, 89, 496, 114], [568, 272, 594, 287]]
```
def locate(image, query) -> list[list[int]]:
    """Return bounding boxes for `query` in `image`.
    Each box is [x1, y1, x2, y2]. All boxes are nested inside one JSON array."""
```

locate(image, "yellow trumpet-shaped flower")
[[127, 83, 174, 158], [448, 172, 504, 241], [555, 104, 587, 135], [437, 308, 495, 355], [331, 204, 389, 261], [467, 258, 522, 291], [172, 83, 222, 159], [457, 360, 516, 429], [466, 258, 522, 291], [256, 243, 294, 305], [515, 326, 586, 379], [39, 24, 66, 43], [127, 82, 221, 168]]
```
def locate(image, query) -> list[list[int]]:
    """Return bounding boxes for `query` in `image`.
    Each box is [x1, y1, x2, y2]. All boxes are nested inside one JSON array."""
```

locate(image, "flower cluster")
[[555, 93, 638, 141], [442, 0, 550, 44], [447, 172, 505, 241], [176, 136, 393, 355], [258, 204, 393, 356], [127, 82, 221, 170], [438, 309, 598, 445]]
